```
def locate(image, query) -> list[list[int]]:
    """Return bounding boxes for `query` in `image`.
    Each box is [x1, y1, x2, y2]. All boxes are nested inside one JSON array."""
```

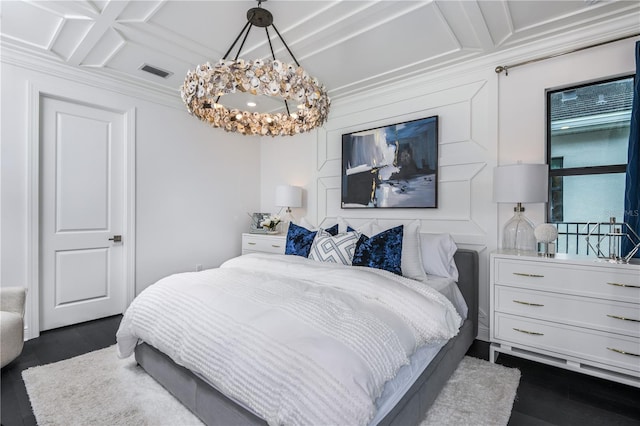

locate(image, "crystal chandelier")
[[180, 0, 330, 137]]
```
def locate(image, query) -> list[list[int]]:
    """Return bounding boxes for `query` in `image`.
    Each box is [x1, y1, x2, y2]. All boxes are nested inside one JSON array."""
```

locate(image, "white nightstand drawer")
[[242, 234, 286, 255], [494, 313, 640, 374], [495, 286, 640, 338], [494, 258, 640, 303]]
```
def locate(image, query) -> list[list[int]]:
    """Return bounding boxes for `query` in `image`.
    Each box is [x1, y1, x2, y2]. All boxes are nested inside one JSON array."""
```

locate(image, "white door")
[[40, 96, 126, 331]]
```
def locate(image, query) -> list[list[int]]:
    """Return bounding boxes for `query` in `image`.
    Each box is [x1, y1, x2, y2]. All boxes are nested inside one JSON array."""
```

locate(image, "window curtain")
[[622, 40, 640, 259]]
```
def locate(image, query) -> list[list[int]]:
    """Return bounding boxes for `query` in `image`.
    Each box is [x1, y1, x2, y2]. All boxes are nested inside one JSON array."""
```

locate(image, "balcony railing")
[[553, 222, 622, 256]]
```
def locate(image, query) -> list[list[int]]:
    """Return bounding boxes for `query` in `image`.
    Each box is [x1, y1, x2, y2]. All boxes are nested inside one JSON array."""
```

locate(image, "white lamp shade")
[[493, 163, 548, 203], [275, 185, 302, 208]]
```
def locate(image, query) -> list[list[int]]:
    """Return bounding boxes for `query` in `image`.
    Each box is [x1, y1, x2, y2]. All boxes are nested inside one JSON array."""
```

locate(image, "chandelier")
[[180, 0, 330, 137]]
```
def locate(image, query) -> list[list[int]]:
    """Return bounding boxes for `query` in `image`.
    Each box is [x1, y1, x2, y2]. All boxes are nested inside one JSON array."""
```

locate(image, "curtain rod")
[[495, 33, 640, 76]]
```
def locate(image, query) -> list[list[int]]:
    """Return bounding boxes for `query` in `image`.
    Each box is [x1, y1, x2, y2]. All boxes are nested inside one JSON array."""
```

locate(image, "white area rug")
[[22, 346, 520, 426]]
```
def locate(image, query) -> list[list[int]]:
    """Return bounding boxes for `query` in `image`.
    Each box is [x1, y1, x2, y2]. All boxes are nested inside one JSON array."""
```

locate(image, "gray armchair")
[[1, 287, 27, 368]]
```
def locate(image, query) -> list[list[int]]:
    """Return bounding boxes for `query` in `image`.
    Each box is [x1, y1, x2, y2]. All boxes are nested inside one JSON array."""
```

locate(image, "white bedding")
[[371, 276, 468, 424], [421, 275, 468, 320], [117, 253, 461, 426]]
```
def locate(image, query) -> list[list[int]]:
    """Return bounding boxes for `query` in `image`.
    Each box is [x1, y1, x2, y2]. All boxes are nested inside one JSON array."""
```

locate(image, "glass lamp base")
[[502, 210, 536, 252]]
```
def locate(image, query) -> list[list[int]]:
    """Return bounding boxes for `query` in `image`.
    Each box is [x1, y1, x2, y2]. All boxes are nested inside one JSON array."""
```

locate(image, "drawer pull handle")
[[271, 244, 281, 248], [247, 242, 257, 246], [607, 282, 640, 289], [513, 300, 544, 307], [513, 328, 544, 336], [607, 314, 640, 323], [513, 272, 544, 278], [607, 347, 640, 357]]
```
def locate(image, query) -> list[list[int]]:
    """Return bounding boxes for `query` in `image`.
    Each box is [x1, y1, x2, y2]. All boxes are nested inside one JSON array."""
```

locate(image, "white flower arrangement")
[[260, 215, 281, 231]]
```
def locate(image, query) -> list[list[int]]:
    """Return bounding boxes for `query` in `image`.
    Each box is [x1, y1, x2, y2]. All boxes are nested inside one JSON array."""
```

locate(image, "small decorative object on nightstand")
[[534, 223, 558, 257], [260, 214, 282, 234], [249, 212, 271, 234], [585, 217, 640, 263]]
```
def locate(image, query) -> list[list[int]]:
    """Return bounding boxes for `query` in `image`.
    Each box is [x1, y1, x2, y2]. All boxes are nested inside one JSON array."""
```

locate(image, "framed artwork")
[[341, 115, 438, 208], [249, 212, 271, 233]]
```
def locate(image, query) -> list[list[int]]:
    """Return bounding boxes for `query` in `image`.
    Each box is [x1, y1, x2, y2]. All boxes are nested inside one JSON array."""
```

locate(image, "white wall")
[[260, 34, 639, 342], [1, 59, 261, 338]]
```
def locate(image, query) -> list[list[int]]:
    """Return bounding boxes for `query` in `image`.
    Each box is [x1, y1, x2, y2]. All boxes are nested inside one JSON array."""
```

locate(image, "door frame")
[[26, 83, 136, 339]]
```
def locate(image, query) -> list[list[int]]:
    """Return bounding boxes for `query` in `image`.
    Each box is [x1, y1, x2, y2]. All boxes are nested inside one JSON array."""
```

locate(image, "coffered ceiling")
[[2, 0, 639, 108]]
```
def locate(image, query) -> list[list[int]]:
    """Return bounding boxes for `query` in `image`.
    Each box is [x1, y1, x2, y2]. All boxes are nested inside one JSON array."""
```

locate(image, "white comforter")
[[116, 253, 461, 426]]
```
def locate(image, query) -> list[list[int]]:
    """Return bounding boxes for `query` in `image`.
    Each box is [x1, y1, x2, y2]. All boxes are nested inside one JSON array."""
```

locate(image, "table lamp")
[[276, 185, 302, 230], [493, 163, 548, 252]]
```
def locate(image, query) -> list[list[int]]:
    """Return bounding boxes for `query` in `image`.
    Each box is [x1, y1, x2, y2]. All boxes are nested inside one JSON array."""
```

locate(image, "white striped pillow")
[[308, 230, 360, 265]]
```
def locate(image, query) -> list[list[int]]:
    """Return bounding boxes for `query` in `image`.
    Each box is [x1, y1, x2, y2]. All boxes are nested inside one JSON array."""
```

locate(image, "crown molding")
[[1, 39, 184, 110]]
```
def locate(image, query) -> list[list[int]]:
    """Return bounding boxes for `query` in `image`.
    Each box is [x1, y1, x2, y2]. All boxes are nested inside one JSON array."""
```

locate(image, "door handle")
[[108, 235, 122, 243]]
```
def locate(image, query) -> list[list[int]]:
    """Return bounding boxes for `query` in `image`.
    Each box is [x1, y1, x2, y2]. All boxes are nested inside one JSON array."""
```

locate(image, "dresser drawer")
[[495, 286, 640, 338], [494, 258, 640, 303], [494, 313, 640, 374], [242, 234, 286, 254]]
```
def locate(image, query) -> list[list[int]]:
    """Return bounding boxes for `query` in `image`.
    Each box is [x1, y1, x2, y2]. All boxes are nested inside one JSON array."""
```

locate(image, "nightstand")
[[241, 233, 286, 255], [489, 250, 640, 388]]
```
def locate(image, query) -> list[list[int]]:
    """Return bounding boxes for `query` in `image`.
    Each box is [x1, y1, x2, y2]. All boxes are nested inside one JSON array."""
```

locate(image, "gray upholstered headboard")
[[452, 249, 479, 337]]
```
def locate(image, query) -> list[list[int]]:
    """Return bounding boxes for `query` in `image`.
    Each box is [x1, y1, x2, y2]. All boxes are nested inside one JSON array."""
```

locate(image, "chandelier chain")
[[271, 24, 300, 67], [234, 23, 253, 61]]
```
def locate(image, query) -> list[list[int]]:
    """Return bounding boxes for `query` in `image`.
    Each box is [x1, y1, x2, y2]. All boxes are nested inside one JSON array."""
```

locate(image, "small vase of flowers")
[[260, 215, 281, 234]]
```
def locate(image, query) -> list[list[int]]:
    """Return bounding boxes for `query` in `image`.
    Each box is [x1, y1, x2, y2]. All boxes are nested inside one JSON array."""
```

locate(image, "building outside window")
[[547, 76, 633, 255]]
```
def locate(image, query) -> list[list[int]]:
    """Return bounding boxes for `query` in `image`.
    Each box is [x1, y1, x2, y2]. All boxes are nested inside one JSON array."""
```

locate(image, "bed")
[[117, 241, 478, 426]]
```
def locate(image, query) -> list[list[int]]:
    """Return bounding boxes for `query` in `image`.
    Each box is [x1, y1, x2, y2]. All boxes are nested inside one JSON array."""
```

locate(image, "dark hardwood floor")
[[1, 316, 639, 425]]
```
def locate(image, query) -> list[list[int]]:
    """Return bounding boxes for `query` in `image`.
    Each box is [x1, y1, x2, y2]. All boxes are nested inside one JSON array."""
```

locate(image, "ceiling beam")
[[67, 0, 129, 66]]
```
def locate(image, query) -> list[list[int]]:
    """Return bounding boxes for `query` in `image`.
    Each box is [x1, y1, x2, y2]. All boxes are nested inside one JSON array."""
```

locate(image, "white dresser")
[[490, 250, 640, 387], [241, 233, 286, 255]]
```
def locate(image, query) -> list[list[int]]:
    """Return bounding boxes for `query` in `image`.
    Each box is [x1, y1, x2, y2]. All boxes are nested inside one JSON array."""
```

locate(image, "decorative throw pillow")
[[352, 226, 403, 275], [308, 230, 360, 265], [337, 217, 376, 236], [324, 224, 339, 236], [284, 223, 340, 257], [420, 233, 459, 280], [285, 223, 317, 257], [371, 220, 427, 281], [298, 217, 339, 236]]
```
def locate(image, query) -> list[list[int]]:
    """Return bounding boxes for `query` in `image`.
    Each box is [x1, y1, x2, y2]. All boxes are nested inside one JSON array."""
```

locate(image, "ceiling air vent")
[[140, 64, 172, 79]]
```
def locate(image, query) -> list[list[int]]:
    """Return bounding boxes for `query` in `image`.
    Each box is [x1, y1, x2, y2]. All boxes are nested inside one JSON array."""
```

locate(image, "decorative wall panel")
[[315, 79, 494, 247]]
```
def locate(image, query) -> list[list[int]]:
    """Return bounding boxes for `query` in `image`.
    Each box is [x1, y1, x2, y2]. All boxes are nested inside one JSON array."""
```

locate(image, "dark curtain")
[[622, 41, 640, 258]]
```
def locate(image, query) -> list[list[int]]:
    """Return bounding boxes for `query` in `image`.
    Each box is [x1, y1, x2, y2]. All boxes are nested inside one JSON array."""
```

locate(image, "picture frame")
[[341, 115, 438, 208], [249, 212, 271, 233]]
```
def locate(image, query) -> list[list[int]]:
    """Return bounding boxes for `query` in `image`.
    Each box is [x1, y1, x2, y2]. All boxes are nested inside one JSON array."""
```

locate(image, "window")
[[547, 75, 633, 255]]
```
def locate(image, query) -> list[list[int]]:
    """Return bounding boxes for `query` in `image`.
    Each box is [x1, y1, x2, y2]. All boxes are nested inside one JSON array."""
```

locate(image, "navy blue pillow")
[[325, 224, 339, 236], [352, 225, 403, 275], [285, 223, 340, 257], [285, 223, 317, 257]]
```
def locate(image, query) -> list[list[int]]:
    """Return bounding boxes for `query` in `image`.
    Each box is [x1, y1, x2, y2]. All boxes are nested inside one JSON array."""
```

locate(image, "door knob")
[[108, 235, 122, 243]]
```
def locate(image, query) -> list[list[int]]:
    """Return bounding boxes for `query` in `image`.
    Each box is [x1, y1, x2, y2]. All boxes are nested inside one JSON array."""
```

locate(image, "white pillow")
[[336, 217, 376, 236], [371, 220, 427, 282], [308, 230, 360, 265], [420, 233, 459, 280], [298, 216, 314, 229], [298, 217, 321, 230], [298, 217, 339, 233]]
